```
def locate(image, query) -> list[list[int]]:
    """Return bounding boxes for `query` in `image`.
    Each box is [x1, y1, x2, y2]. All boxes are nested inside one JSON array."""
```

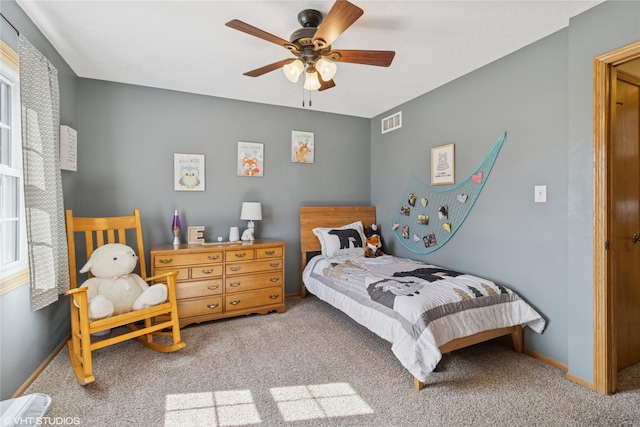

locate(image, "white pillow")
[[313, 221, 366, 258]]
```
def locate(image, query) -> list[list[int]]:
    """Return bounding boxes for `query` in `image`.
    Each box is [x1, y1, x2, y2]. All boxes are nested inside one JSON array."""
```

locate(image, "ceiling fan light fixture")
[[228, 0, 395, 94], [316, 57, 337, 81], [283, 59, 304, 82], [303, 68, 321, 91]]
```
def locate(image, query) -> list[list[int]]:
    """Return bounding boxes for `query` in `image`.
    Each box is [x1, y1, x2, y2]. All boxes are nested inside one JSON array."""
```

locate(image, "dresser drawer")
[[225, 258, 283, 276], [225, 271, 283, 294], [154, 267, 190, 281], [191, 264, 223, 279], [176, 278, 222, 300], [177, 296, 223, 317], [225, 248, 255, 262], [256, 246, 283, 259], [154, 251, 223, 268], [225, 287, 283, 312], [156, 265, 222, 281]]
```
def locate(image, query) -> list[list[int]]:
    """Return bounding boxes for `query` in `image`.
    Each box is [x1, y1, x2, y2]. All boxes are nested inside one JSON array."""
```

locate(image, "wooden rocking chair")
[[64, 209, 185, 385]]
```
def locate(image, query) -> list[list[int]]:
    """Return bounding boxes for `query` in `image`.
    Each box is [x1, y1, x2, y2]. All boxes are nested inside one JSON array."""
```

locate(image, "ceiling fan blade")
[[318, 77, 336, 91], [312, 0, 363, 49], [243, 59, 292, 77], [226, 19, 292, 48], [331, 49, 395, 67]]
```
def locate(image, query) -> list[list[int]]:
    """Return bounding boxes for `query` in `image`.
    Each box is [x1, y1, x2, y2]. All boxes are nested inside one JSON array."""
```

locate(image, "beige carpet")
[[24, 296, 640, 426]]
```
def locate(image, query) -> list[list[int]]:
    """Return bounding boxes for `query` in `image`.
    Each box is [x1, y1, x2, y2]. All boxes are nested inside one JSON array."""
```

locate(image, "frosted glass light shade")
[[316, 58, 337, 81], [283, 59, 304, 82], [303, 70, 321, 90]]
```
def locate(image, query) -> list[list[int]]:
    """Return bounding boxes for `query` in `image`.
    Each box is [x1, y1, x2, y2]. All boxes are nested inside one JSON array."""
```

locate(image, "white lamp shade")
[[240, 202, 262, 221], [283, 59, 304, 82], [304, 70, 321, 90], [316, 58, 337, 81]]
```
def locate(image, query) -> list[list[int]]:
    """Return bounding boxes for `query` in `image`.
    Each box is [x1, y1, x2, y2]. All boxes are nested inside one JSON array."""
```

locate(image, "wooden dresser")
[[150, 239, 285, 327]]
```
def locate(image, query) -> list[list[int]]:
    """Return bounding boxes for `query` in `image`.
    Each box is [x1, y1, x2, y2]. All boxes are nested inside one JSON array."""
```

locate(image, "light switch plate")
[[534, 185, 547, 203]]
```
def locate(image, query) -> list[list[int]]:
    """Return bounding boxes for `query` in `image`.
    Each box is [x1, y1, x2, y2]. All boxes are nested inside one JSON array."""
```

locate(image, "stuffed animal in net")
[[78, 243, 167, 321], [364, 224, 384, 258]]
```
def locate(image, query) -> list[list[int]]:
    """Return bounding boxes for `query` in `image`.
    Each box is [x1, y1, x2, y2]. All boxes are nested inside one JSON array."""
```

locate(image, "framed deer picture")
[[291, 130, 314, 164]]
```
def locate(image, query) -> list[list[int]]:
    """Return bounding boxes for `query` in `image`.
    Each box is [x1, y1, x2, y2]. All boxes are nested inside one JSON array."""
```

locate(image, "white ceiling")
[[16, 0, 603, 118]]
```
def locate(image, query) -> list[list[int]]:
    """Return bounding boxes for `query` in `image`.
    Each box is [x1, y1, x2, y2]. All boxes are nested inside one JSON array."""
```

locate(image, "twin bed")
[[299, 206, 545, 390]]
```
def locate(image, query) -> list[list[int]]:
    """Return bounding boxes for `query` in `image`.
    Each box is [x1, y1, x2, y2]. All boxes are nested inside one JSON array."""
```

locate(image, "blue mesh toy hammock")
[[390, 132, 506, 254]]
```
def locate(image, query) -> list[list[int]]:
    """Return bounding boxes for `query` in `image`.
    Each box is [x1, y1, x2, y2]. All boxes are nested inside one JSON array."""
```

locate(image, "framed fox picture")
[[237, 141, 264, 177]]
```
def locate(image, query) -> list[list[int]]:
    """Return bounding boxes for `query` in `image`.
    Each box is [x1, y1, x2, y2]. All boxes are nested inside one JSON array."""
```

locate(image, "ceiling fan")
[[225, 0, 395, 92]]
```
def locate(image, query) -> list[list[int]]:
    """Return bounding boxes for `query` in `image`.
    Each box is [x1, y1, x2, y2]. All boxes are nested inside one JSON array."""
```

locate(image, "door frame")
[[593, 40, 640, 395]]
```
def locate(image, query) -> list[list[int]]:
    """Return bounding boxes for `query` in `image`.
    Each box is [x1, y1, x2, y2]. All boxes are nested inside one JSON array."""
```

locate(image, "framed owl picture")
[[431, 143, 455, 185], [174, 153, 205, 191]]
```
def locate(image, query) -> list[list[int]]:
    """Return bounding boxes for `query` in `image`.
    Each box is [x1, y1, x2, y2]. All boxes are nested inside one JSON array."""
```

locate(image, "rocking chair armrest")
[[145, 270, 179, 287], [64, 287, 88, 297]]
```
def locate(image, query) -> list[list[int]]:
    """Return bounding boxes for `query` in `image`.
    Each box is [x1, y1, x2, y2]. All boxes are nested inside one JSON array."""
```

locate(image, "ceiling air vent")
[[381, 111, 402, 134]]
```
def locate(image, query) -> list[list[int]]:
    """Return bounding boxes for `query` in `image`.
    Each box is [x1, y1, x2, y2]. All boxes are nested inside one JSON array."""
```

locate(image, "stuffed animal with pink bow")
[[78, 243, 167, 321]]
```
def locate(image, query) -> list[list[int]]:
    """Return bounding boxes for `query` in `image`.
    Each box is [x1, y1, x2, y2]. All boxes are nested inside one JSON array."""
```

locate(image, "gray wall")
[[75, 79, 371, 294], [372, 0, 640, 383], [372, 28, 569, 365], [0, 0, 78, 400], [2, 0, 639, 400]]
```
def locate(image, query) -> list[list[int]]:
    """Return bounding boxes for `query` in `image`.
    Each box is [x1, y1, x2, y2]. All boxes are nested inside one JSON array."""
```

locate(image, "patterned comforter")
[[302, 254, 546, 382]]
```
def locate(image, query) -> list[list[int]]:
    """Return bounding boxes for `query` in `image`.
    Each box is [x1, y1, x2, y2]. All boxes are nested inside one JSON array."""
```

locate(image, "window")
[[0, 39, 28, 293]]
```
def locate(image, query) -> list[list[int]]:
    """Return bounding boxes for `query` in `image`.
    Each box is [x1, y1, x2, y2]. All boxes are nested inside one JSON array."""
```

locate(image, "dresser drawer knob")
[[265, 250, 275, 255], [229, 300, 241, 305], [207, 285, 219, 290], [269, 262, 280, 268], [235, 253, 246, 258], [159, 258, 173, 264], [201, 269, 214, 274], [230, 266, 241, 272], [229, 282, 241, 287], [207, 303, 219, 309], [269, 294, 280, 299], [269, 277, 279, 282], [208, 255, 220, 260]]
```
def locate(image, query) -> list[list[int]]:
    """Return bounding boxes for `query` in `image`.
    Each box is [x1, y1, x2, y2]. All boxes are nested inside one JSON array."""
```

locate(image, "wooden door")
[[613, 72, 640, 371]]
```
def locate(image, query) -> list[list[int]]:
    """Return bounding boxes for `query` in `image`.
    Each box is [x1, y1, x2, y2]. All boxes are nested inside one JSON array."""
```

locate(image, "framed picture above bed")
[[431, 143, 455, 185]]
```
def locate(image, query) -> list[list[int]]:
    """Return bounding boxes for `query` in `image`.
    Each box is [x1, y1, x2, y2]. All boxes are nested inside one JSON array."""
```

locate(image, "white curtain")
[[18, 35, 69, 311]]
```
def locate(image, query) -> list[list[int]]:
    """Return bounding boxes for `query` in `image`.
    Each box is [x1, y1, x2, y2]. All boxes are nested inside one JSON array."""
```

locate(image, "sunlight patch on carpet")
[[164, 390, 261, 426], [270, 382, 374, 422]]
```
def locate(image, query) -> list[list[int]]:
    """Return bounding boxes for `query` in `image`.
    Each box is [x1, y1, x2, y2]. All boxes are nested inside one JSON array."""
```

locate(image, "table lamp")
[[240, 202, 262, 241]]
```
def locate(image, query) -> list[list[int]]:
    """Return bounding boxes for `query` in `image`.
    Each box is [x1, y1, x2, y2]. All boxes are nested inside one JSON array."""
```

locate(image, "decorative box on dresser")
[[150, 239, 285, 327]]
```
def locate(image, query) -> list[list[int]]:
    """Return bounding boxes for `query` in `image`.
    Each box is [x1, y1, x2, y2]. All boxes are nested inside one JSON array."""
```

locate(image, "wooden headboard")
[[299, 206, 376, 296]]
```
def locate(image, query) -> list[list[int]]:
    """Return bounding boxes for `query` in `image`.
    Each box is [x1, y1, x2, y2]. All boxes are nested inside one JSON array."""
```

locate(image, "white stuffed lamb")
[[79, 243, 167, 321]]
